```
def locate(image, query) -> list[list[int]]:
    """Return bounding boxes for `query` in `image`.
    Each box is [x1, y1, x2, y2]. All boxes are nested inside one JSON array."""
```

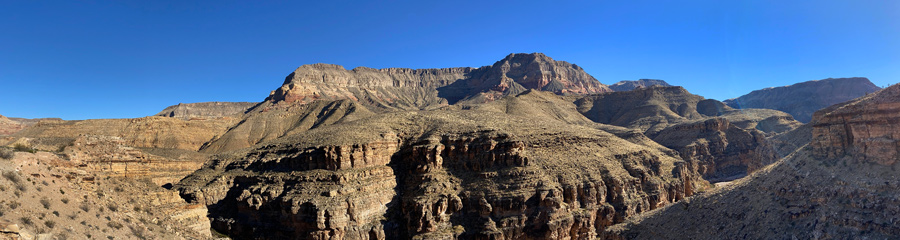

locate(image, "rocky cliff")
[[177, 90, 706, 239], [155, 102, 257, 119], [0, 115, 26, 136], [608, 79, 673, 92], [205, 53, 613, 153], [810, 83, 900, 165], [724, 77, 881, 122], [604, 83, 900, 239], [268, 53, 611, 108], [574, 87, 793, 181], [62, 134, 206, 185]]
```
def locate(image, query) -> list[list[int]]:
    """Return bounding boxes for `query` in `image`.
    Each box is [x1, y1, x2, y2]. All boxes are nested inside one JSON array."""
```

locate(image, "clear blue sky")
[[1, 1, 898, 120]]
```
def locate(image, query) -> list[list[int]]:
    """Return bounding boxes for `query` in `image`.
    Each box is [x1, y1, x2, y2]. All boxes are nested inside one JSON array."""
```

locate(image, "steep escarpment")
[[208, 53, 612, 153], [268, 53, 610, 109], [608, 79, 673, 91], [810, 83, 900, 165], [267, 64, 471, 109], [724, 77, 881, 122], [604, 83, 900, 240], [177, 91, 705, 239], [575, 87, 792, 181], [155, 102, 257, 119], [650, 118, 777, 181], [437, 53, 612, 103], [0, 115, 26, 136]]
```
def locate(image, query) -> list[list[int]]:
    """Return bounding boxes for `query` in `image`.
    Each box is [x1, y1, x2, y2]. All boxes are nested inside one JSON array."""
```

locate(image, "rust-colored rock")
[[811, 83, 900, 165]]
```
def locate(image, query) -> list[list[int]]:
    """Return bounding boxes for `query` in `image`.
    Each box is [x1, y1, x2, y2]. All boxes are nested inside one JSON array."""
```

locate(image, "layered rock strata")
[[608, 79, 673, 91], [64, 135, 205, 185], [177, 91, 705, 239], [155, 101, 257, 119], [603, 83, 900, 240]]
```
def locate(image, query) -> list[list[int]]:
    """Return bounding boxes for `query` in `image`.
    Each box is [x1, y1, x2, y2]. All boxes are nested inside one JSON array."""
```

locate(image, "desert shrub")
[[52, 210, 59, 217], [20, 216, 33, 226], [0, 148, 13, 159], [107, 221, 124, 229], [8, 201, 19, 209], [40, 198, 51, 209], [61, 198, 69, 204], [2, 171, 21, 184], [107, 204, 118, 212], [12, 144, 35, 153], [44, 220, 55, 229], [79, 202, 91, 212]]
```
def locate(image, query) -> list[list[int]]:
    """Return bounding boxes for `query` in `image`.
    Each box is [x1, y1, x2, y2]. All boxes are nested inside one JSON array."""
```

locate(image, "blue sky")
[[1, 1, 898, 120]]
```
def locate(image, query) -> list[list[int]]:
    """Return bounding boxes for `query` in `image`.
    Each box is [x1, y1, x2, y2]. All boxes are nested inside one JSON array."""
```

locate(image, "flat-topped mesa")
[[155, 101, 257, 119], [265, 53, 611, 108], [266, 63, 473, 107], [811, 83, 900, 165], [608, 79, 673, 91]]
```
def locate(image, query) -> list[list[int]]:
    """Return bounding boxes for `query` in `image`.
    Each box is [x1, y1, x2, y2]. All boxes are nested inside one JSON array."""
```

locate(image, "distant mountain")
[[206, 53, 614, 152], [724, 77, 880, 122], [608, 79, 673, 91], [155, 102, 257, 119], [267, 53, 612, 109]]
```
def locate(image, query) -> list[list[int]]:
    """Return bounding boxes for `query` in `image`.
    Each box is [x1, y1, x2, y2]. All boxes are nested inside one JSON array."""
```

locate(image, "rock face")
[[268, 53, 611, 108], [207, 53, 613, 153], [811, 83, 900, 165], [608, 79, 673, 91], [604, 83, 900, 240], [724, 77, 881, 122], [574, 86, 792, 181], [177, 91, 706, 239], [63, 134, 206, 185], [155, 101, 257, 119], [650, 118, 777, 181], [0, 114, 26, 136]]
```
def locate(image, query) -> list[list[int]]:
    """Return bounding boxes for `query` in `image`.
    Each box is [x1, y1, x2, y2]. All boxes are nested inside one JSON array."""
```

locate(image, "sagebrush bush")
[[0, 148, 13, 159]]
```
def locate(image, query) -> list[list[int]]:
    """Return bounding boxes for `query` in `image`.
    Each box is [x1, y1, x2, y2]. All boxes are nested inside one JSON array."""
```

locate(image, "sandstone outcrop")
[[268, 53, 611, 108], [177, 91, 706, 239], [724, 77, 881, 122], [650, 118, 777, 181], [575, 87, 791, 180], [63, 134, 206, 185], [205, 53, 614, 153], [811, 83, 900, 165], [0, 114, 26, 136], [9, 116, 237, 151], [608, 79, 673, 91], [604, 83, 900, 239], [155, 101, 257, 119]]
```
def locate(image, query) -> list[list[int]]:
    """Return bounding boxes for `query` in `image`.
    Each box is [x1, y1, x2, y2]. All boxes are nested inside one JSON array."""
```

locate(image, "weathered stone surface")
[[177, 91, 706, 239], [268, 53, 611, 108], [63, 134, 205, 185], [811, 83, 900, 165], [0, 115, 26, 136], [725, 77, 881, 122], [575, 86, 790, 181], [155, 101, 257, 119], [608, 79, 673, 92], [604, 83, 900, 240], [651, 118, 777, 181]]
